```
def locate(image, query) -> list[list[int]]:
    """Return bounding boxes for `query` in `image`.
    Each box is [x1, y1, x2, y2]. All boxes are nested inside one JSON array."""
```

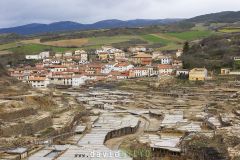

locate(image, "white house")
[[158, 64, 174, 75], [72, 75, 89, 87], [113, 63, 134, 72], [129, 46, 147, 53], [129, 68, 148, 78], [25, 55, 41, 60], [176, 49, 183, 58], [25, 51, 50, 60], [176, 69, 189, 76], [39, 51, 50, 59], [27, 76, 50, 88], [49, 65, 67, 72], [101, 62, 118, 74], [161, 57, 172, 64], [64, 52, 73, 57]]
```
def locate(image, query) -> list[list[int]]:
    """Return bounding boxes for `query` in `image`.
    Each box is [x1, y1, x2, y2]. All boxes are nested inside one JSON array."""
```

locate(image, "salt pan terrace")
[[29, 113, 140, 160]]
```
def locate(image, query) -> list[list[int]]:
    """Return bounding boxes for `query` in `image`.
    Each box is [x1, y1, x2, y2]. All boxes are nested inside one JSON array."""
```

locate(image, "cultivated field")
[[219, 27, 240, 33], [0, 30, 218, 55]]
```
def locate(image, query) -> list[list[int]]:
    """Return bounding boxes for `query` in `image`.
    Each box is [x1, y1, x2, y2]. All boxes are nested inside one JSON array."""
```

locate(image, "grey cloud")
[[0, 0, 239, 28]]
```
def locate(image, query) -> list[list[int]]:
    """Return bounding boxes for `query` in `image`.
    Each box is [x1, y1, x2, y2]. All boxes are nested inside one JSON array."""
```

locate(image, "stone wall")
[[0, 107, 37, 121], [0, 115, 52, 137]]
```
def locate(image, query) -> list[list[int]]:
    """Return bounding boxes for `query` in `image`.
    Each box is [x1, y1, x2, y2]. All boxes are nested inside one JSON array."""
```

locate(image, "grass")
[[166, 30, 214, 41], [88, 35, 139, 45], [219, 27, 240, 33], [0, 42, 19, 51], [9, 44, 75, 55], [22, 38, 89, 47], [141, 34, 171, 45]]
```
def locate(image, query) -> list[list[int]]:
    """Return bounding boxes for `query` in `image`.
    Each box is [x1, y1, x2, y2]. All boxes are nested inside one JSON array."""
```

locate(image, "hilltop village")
[[7, 46, 211, 88], [2, 46, 240, 160]]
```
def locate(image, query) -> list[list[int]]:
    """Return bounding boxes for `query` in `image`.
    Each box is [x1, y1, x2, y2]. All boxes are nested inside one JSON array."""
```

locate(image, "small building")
[[25, 55, 41, 60], [75, 50, 88, 63], [27, 76, 49, 88], [189, 68, 208, 81], [176, 69, 189, 76], [129, 68, 148, 78], [172, 60, 183, 69], [176, 49, 183, 58], [114, 52, 125, 60], [6, 147, 28, 159], [221, 68, 231, 75], [113, 62, 134, 72], [74, 125, 87, 134], [72, 75, 89, 87], [132, 53, 152, 65], [158, 64, 174, 76], [161, 57, 172, 65]]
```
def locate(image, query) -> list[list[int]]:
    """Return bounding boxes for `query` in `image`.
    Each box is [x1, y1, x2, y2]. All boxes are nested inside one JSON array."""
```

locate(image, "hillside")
[[0, 19, 182, 35], [182, 33, 240, 71], [187, 11, 240, 23]]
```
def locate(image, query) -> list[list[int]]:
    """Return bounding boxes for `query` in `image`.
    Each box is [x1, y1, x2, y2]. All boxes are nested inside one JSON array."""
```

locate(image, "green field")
[[167, 30, 214, 41], [88, 35, 139, 45], [9, 44, 74, 55], [141, 34, 172, 45], [0, 42, 19, 51], [0, 30, 217, 54], [219, 27, 240, 33]]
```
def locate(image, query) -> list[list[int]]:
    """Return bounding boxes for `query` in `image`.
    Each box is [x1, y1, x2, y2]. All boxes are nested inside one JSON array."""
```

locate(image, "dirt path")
[[105, 117, 150, 150]]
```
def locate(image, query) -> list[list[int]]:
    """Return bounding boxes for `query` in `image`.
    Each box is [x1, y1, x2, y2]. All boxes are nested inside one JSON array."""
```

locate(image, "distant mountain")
[[0, 19, 182, 35], [187, 11, 240, 23]]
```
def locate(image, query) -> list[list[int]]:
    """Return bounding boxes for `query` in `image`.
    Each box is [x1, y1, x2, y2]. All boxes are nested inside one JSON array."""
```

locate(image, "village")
[[7, 46, 214, 88], [1, 46, 240, 160]]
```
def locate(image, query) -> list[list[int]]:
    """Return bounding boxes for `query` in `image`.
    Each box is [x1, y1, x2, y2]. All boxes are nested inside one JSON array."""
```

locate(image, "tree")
[[183, 41, 190, 53]]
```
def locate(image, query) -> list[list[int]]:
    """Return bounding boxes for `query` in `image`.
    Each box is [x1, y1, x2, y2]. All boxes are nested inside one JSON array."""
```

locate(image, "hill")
[[0, 19, 182, 35], [182, 33, 240, 71], [187, 11, 240, 23]]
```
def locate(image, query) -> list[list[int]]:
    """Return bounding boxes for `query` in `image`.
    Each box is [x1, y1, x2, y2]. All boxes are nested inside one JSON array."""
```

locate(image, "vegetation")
[[8, 44, 74, 55], [182, 33, 240, 71], [219, 27, 240, 33], [167, 30, 214, 41]]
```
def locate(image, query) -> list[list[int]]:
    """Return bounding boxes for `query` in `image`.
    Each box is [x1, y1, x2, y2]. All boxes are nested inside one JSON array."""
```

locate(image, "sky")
[[0, 0, 239, 28]]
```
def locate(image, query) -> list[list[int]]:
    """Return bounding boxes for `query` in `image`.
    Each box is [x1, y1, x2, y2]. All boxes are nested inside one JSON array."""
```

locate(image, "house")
[[27, 76, 49, 88], [234, 57, 240, 61], [72, 75, 89, 87], [108, 71, 129, 80], [172, 60, 183, 69], [25, 55, 41, 60], [176, 69, 189, 76], [114, 51, 126, 60], [160, 56, 172, 64], [87, 63, 104, 74], [49, 65, 67, 72], [98, 52, 109, 61], [113, 62, 134, 72], [158, 64, 174, 76], [39, 51, 50, 59], [129, 46, 146, 53], [55, 53, 63, 58], [221, 68, 231, 75], [101, 62, 118, 74], [189, 68, 208, 81], [176, 49, 183, 58], [129, 68, 148, 78], [152, 51, 164, 60], [25, 52, 50, 60], [64, 52, 73, 57], [75, 50, 88, 63], [132, 53, 152, 65]]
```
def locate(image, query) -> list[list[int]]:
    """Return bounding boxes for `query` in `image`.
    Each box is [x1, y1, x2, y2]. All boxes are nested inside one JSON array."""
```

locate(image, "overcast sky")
[[0, 0, 239, 28]]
